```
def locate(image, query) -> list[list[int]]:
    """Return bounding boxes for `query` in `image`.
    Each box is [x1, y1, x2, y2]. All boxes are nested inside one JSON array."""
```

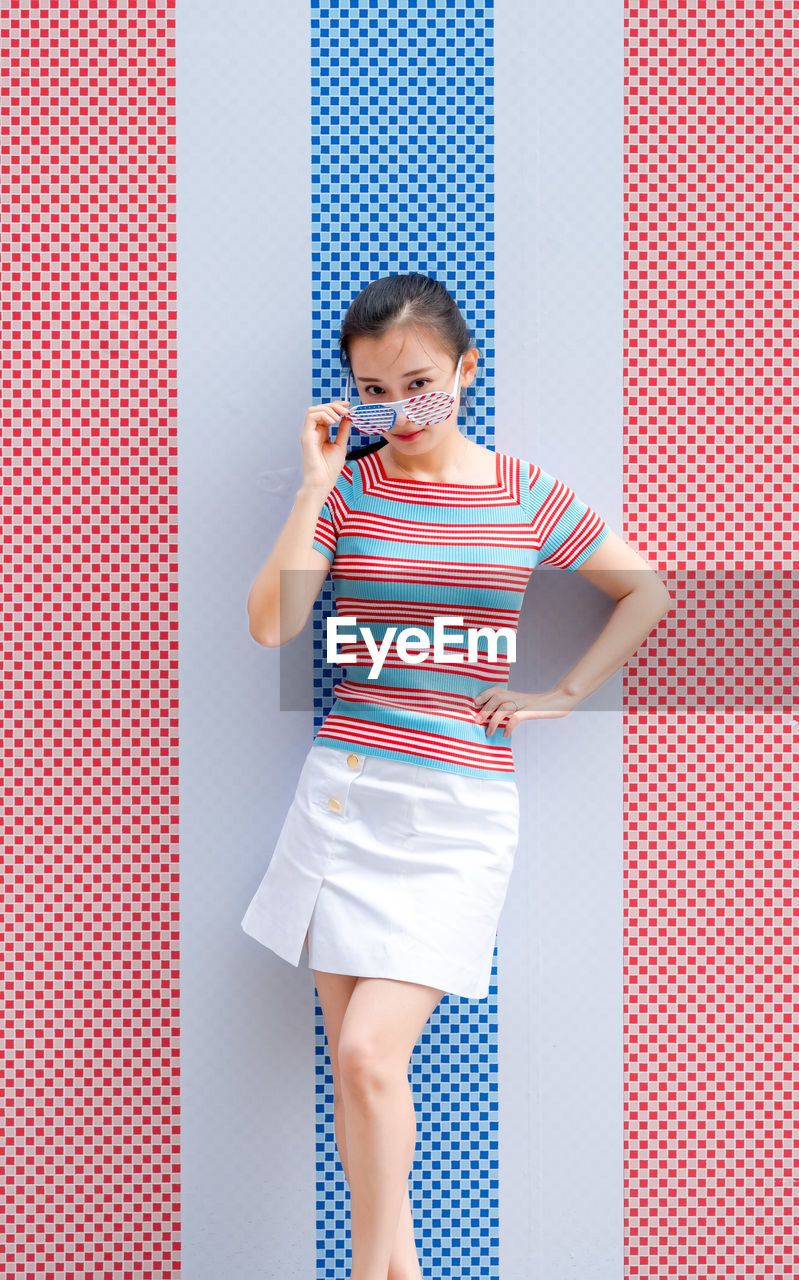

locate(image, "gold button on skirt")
[[240, 741, 520, 1001]]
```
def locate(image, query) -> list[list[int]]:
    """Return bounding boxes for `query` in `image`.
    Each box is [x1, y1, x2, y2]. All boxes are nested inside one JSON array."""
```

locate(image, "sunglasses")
[[341, 354, 464, 435]]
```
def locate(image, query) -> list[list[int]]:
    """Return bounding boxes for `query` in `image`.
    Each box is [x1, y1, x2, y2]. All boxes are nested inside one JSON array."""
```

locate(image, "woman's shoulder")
[[473, 443, 533, 483]]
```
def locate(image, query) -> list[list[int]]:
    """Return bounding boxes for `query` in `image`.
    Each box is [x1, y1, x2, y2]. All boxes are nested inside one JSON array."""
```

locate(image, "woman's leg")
[[314, 969, 428, 1280], [337, 975, 446, 1280]]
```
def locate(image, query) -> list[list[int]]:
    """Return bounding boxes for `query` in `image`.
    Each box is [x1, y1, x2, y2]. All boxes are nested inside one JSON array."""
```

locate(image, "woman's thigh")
[[313, 970, 359, 1097], [313, 972, 446, 1089], [339, 977, 446, 1076]]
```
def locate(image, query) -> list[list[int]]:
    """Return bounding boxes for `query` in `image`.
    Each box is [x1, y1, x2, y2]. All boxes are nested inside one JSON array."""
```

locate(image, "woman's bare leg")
[[313, 969, 442, 1280], [337, 975, 446, 1280]]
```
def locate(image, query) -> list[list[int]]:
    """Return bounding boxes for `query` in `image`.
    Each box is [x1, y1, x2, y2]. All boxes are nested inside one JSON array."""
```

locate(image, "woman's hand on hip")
[[473, 686, 580, 738]]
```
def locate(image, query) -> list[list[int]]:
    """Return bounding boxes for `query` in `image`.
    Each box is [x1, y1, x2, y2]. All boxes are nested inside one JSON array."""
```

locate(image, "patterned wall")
[[624, 5, 797, 1277], [309, 3, 500, 1275], [3, 1, 795, 1277], [1, 3, 179, 1278]]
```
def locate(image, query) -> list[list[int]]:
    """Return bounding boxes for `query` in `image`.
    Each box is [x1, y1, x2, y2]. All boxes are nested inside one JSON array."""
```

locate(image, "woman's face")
[[347, 328, 476, 453]]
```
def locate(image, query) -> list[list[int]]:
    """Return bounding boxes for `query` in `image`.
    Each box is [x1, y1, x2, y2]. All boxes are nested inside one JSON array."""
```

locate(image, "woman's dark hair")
[[339, 273, 480, 462]]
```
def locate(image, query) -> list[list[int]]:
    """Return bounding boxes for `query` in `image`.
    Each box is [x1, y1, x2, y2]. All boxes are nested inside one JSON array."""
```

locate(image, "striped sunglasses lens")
[[343, 354, 463, 434], [349, 390, 455, 430]]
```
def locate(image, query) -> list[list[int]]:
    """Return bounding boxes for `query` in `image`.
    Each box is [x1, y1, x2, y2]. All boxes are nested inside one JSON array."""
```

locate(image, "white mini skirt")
[[240, 741, 520, 1000]]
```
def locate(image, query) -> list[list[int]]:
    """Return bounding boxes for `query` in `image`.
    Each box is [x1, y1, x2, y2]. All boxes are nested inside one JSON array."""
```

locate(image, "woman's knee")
[[337, 1031, 408, 1100], [336, 977, 445, 1096]]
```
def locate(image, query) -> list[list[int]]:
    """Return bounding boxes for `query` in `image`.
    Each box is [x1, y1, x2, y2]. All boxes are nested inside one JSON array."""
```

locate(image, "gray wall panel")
[[177, 3, 318, 1277], [496, 1, 624, 1276]]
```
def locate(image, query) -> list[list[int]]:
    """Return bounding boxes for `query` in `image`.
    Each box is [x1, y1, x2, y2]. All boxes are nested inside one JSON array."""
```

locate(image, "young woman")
[[242, 273, 671, 1280]]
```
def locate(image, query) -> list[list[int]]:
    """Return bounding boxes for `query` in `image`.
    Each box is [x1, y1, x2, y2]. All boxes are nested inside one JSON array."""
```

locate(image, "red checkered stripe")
[[1, 6, 179, 1278], [625, 5, 797, 1276]]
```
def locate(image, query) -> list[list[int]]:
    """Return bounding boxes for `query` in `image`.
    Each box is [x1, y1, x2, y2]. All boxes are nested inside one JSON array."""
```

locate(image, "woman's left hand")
[[473, 686, 581, 738]]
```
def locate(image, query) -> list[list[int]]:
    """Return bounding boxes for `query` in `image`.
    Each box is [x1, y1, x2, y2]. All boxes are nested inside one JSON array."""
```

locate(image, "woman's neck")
[[383, 432, 471, 483]]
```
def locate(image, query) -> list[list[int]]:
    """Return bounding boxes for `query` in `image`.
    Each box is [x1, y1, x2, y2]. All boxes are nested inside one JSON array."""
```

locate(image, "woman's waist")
[[328, 676, 511, 729]]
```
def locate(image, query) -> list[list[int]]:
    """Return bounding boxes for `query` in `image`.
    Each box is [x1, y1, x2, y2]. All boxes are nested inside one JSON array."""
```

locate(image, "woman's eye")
[[364, 379, 429, 396]]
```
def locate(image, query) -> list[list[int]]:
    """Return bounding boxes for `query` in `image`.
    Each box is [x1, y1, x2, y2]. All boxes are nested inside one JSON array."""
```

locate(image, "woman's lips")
[[394, 428, 423, 440]]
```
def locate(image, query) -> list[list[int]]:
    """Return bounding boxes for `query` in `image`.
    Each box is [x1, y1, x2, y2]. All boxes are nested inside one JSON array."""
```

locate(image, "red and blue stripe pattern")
[[311, 447, 609, 778]]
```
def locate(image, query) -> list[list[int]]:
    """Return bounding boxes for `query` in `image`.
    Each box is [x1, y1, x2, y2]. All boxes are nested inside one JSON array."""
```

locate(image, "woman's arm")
[[247, 484, 333, 647], [474, 529, 672, 736], [248, 400, 353, 647], [552, 528, 672, 705]]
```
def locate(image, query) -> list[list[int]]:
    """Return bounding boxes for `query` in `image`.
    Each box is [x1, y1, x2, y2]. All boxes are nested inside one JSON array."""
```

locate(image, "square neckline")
[[372, 443, 502, 489]]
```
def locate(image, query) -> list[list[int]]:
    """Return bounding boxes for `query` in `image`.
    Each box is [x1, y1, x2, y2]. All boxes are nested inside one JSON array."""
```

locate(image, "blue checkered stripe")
[[311, 3, 499, 1276]]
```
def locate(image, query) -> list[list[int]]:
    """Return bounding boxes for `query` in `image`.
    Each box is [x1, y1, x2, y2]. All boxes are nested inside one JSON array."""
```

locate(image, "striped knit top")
[[310, 446, 609, 780]]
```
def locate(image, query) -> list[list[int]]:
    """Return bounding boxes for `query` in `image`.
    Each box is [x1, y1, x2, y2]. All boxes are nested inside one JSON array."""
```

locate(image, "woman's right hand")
[[300, 400, 353, 496]]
